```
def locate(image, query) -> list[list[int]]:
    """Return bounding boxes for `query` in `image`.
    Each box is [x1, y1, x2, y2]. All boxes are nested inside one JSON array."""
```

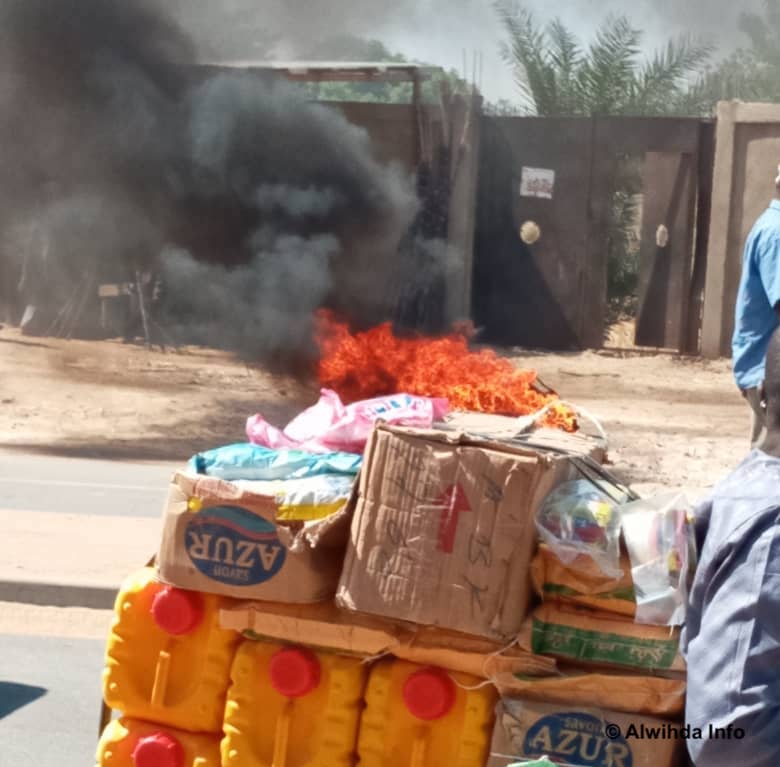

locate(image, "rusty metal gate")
[[472, 115, 714, 352]]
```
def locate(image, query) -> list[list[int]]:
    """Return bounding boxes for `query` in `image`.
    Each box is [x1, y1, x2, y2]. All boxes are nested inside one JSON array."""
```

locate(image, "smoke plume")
[[164, 0, 767, 106], [0, 0, 418, 359]]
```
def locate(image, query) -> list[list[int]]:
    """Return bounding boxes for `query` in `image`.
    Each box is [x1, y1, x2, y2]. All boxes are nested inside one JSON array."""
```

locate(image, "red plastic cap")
[[132, 732, 184, 767], [151, 587, 204, 636], [402, 668, 457, 721], [269, 647, 321, 698]]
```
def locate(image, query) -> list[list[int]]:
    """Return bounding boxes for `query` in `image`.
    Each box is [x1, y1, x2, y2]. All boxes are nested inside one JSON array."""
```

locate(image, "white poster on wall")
[[520, 167, 555, 199]]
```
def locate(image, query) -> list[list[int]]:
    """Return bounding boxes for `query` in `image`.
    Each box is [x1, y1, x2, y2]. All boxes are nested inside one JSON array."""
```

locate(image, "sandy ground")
[[0, 325, 746, 503]]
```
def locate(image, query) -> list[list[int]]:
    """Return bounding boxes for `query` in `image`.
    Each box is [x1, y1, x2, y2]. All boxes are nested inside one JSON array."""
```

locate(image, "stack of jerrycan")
[[96, 568, 498, 767], [96, 568, 238, 767], [221, 647, 496, 767]]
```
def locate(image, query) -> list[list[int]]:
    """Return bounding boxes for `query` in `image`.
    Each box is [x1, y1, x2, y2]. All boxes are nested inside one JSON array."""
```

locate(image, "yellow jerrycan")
[[96, 717, 221, 767], [356, 658, 497, 767], [102, 567, 238, 732], [222, 639, 368, 767]]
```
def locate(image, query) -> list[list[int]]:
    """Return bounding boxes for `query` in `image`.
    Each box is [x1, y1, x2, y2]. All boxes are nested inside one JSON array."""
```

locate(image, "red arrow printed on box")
[[436, 483, 472, 553]]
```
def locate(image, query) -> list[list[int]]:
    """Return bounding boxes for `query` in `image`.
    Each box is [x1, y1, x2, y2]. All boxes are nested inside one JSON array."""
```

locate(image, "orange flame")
[[315, 311, 576, 432]]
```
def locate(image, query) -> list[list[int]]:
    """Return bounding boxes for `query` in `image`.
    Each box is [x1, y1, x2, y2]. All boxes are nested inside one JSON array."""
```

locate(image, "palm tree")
[[494, 1, 712, 117]]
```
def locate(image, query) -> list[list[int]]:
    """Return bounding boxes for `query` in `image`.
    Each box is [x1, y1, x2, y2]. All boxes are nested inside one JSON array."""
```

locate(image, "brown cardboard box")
[[437, 413, 608, 466], [157, 472, 350, 602], [488, 699, 684, 767], [219, 599, 558, 679], [336, 424, 576, 640], [517, 604, 686, 674], [495, 669, 686, 718]]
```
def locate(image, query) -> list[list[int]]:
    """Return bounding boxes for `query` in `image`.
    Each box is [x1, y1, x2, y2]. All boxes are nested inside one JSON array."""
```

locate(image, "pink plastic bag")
[[246, 389, 450, 454]]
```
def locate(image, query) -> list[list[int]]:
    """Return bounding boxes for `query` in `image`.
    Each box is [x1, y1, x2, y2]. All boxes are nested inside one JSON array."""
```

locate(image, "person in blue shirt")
[[732, 174, 780, 447], [682, 325, 780, 767]]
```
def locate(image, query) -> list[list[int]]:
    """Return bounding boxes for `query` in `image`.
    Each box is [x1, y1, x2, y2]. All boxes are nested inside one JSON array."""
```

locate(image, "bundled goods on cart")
[[95, 388, 696, 767], [498, 483, 695, 767]]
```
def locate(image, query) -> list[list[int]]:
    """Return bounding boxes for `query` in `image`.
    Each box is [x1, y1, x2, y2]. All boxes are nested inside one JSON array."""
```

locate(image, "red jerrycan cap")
[[269, 647, 322, 698], [151, 586, 204, 636], [132, 732, 184, 767], [402, 668, 457, 721]]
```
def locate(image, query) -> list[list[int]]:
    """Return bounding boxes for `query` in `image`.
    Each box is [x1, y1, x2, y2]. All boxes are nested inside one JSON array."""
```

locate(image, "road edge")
[[0, 579, 117, 610]]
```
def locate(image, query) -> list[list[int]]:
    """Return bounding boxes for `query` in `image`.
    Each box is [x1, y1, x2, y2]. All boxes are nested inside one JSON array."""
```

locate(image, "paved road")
[[0, 450, 184, 607], [0, 604, 110, 767], [0, 450, 181, 517], [0, 454, 182, 764]]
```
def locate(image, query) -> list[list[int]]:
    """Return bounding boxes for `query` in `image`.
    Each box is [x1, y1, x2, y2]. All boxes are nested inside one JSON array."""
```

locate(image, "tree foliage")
[[494, 0, 712, 117], [740, 0, 780, 70], [683, 1, 780, 114], [679, 51, 772, 115]]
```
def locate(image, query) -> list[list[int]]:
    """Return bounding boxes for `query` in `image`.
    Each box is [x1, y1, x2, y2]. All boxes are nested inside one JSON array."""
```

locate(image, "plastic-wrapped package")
[[235, 474, 357, 522], [536, 479, 624, 578], [619, 493, 691, 627], [246, 389, 449, 454], [188, 443, 362, 481]]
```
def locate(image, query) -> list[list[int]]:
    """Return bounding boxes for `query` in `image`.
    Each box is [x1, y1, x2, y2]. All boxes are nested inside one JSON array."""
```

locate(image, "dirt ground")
[[0, 324, 746, 503]]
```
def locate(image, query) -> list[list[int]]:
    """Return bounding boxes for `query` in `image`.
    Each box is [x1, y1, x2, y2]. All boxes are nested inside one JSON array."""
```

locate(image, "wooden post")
[[445, 91, 482, 325], [684, 121, 715, 355], [135, 271, 151, 348], [582, 117, 609, 350], [412, 71, 424, 168]]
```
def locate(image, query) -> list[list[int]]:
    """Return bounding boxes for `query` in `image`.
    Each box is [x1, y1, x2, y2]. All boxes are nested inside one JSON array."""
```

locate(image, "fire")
[[315, 311, 577, 432]]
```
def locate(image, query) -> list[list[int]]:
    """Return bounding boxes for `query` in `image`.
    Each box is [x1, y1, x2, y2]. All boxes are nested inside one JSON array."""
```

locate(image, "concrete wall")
[[702, 101, 780, 358]]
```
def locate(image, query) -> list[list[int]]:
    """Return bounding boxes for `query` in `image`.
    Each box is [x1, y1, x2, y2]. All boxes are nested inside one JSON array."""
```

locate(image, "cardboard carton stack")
[[487, 486, 689, 767], [137, 414, 688, 767], [211, 422, 592, 685]]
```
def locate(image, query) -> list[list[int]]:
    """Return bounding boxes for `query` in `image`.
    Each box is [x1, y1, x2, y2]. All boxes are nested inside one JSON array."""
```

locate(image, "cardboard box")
[[336, 424, 576, 639], [219, 599, 558, 679], [437, 413, 608, 465], [157, 472, 350, 602], [517, 604, 685, 674], [488, 699, 684, 767], [495, 669, 685, 718]]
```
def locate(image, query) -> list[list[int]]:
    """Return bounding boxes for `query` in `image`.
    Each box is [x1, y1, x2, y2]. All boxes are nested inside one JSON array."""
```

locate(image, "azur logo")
[[523, 712, 633, 767], [185, 505, 286, 586]]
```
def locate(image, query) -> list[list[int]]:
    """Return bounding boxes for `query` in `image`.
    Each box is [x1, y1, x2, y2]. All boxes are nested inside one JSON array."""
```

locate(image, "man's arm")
[[686, 514, 780, 767]]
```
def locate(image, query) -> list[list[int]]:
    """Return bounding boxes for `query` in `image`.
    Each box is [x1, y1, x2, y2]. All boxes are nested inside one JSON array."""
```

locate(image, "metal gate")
[[472, 115, 714, 352]]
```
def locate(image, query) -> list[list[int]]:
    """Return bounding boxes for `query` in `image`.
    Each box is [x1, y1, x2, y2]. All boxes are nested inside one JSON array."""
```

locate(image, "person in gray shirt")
[[682, 325, 780, 766]]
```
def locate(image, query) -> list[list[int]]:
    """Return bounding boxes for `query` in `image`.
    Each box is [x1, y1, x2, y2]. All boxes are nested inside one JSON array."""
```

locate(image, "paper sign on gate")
[[520, 167, 555, 199]]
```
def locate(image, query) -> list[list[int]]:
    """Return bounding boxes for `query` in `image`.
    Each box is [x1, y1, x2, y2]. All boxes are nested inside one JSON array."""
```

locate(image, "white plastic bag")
[[536, 479, 624, 578], [620, 492, 691, 626]]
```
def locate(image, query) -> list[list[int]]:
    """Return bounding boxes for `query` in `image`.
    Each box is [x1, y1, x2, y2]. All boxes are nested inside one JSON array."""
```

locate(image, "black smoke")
[[0, 0, 418, 358]]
